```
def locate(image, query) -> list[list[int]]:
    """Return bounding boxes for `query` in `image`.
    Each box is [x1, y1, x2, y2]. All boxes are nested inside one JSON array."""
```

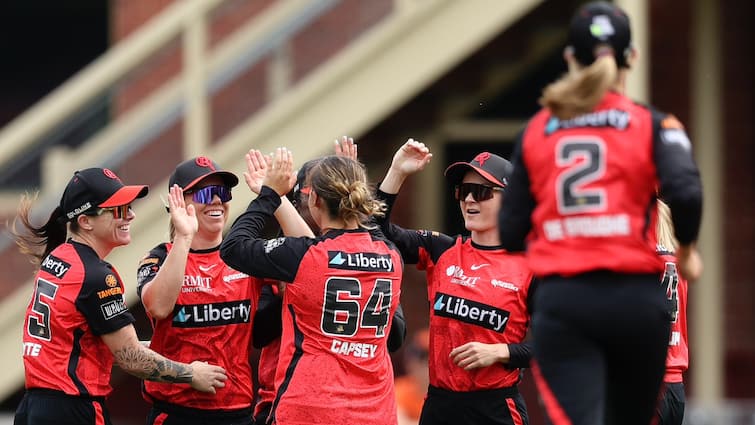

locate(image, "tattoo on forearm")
[[114, 345, 192, 384]]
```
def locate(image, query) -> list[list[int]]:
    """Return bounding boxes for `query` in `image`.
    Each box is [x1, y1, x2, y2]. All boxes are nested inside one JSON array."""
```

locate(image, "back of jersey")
[[272, 229, 403, 425], [522, 92, 663, 276]]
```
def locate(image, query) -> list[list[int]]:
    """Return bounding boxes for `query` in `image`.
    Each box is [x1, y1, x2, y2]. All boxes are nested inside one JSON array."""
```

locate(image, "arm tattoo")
[[113, 345, 193, 384]]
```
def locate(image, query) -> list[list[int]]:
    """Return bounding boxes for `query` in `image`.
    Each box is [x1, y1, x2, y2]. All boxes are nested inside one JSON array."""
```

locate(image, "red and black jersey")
[[500, 91, 703, 277], [377, 191, 535, 392], [657, 248, 689, 383], [21, 239, 135, 397], [220, 187, 403, 425], [137, 243, 260, 410]]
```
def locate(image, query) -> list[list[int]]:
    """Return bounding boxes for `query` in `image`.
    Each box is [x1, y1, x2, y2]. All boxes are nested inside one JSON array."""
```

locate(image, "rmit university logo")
[[172, 300, 251, 328], [433, 292, 510, 332], [328, 251, 393, 272]]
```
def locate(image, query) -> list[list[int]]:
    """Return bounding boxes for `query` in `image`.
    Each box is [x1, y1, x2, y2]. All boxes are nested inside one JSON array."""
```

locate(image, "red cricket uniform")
[[220, 188, 403, 425], [137, 243, 260, 410], [22, 240, 135, 397]]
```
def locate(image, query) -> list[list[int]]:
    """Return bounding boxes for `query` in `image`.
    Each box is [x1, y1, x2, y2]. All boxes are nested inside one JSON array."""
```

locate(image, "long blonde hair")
[[539, 51, 618, 120], [656, 199, 678, 252]]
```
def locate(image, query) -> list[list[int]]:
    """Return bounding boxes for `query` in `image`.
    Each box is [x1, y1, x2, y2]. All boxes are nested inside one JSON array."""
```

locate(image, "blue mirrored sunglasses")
[[186, 185, 232, 204]]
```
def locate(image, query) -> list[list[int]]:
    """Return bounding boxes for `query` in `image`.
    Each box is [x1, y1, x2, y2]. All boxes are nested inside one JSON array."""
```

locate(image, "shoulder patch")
[[139, 257, 159, 267]]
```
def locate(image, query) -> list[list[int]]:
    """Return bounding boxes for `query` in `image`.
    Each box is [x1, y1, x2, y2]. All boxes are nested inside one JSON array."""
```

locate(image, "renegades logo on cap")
[[195, 156, 216, 170], [474, 152, 491, 166]]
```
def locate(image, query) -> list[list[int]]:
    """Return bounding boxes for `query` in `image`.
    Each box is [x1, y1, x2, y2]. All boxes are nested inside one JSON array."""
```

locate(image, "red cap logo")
[[195, 157, 216, 170], [474, 152, 491, 166], [103, 168, 121, 182]]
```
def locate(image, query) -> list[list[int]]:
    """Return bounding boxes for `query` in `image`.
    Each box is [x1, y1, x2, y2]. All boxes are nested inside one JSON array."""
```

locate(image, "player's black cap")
[[287, 158, 320, 204], [444, 152, 512, 188], [568, 1, 632, 68], [60, 168, 149, 221], [168, 156, 239, 191]]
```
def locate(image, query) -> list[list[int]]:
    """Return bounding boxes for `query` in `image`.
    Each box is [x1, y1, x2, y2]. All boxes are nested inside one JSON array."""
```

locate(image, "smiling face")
[[83, 206, 136, 251], [185, 175, 230, 239], [458, 170, 502, 237]]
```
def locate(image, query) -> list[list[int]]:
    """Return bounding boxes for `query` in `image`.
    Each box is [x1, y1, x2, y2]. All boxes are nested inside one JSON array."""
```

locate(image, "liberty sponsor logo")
[[433, 292, 510, 332], [328, 251, 394, 272], [470, 263, 489, 271], [182, 275, 212, 293], [101, 298, 128, 320], [330, 339, 378, 358], [172, 300, 251, 328], [491, 279, 519, 292], [40, 255, 71, 278], [445, 265, 480, 288], [545, 109, 630, 135]]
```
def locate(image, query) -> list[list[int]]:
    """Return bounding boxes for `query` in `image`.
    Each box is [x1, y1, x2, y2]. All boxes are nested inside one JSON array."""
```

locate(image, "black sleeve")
[[499, 131, 536, 252], [375, 188, 456, 264], [76, 263, 135, 336], [387, 303, 407, 352], [220, 186, 310, 282], [651, 110, 703, 245], [136, 243, 168, 298], [506, 341, 533, 369], [252, 285, 283, 349]]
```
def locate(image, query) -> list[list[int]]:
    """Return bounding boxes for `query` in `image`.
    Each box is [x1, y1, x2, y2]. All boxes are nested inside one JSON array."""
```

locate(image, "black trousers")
[[146, 400, 253, 425], [657, 382, 686, 425], [419, 385, 528, 425], [14, 389, 111, 425], [532, 272, 670, 425]]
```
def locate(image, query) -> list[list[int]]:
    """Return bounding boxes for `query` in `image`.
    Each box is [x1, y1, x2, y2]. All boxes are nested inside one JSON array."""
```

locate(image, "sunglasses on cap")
[[87, 204, 132, 219], [185, 185, 232, 204], [454, 183, 504, 202]]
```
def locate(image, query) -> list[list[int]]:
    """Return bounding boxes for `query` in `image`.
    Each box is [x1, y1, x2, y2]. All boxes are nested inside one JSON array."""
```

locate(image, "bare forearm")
[[113, 343, 192, 384], [142, 236, 192, 319]]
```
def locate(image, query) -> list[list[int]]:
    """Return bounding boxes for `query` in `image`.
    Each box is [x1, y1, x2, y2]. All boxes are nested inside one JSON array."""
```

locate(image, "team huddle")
[[11, 2, 702, 425]]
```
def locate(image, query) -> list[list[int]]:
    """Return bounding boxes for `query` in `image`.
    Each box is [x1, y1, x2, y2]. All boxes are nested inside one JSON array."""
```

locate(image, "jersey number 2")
[[28, 278, 59, 341], [321, 277, 392, 337], [555, 137, 606, 214]]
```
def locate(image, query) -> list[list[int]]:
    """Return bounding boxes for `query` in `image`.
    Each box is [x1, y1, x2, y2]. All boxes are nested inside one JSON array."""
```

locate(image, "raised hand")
[[189, 361, 228, 394], [390, 138, 433, 176], [334, 135, 357, 160], [263, 147, 295, 196], [168, 184, 198, 239], [244, 149, 270, 195]]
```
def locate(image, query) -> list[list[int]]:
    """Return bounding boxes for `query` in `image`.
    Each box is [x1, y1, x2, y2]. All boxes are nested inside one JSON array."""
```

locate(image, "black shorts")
[[419, 385, 528, 425], [14, 389, 111, 425], [657, 382, 686, 425], [532, 272, 670, 425], [146, 400, 253, 425]]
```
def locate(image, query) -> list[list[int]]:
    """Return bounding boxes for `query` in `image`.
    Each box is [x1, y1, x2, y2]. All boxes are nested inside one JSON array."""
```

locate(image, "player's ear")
[[77, 214, 94, 231]]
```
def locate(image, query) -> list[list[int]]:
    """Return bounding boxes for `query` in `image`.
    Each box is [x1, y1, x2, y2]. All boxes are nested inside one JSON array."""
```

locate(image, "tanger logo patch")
[[40, 255, 71, 279], [105, 274, 118, 288], [172, 300, 251, 328], [327, 251, 394, 272], [433, 292, 510, 332]]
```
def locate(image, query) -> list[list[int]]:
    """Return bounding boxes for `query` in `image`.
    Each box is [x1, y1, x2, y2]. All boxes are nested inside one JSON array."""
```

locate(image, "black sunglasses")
[[186, 185, 232, 204], [87, 204, 132, 219], [454, 183, 504, 202]]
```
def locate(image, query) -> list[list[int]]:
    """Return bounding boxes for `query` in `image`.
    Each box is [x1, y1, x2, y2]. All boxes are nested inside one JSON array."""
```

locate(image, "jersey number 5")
[[28, 278, 59, 341], [321, 277, 392, 337], [555, 137, 607, 214]]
